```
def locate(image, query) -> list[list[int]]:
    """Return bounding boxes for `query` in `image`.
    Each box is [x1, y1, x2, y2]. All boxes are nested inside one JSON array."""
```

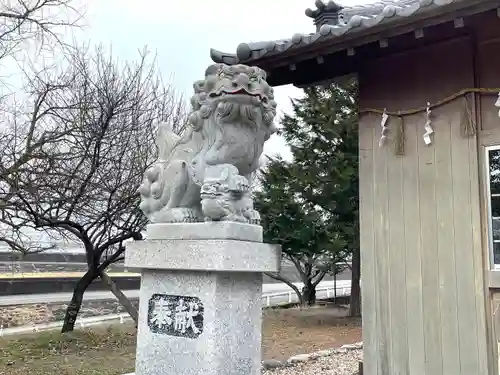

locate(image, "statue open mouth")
[[209, 89, 268, 103]]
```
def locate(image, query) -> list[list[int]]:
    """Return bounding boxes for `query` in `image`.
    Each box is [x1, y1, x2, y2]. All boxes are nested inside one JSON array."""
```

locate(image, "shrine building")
[[210, 1, 500, 374]]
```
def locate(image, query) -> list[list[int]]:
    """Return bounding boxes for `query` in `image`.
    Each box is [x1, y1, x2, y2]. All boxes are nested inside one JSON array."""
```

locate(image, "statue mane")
[[171, 63, 277, 177]]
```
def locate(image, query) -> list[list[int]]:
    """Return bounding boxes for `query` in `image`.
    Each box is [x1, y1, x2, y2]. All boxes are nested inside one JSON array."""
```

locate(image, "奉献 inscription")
[[147, 294, 204, 338]]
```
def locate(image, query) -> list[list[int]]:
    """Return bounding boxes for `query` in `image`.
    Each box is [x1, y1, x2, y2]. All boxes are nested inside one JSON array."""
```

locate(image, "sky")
[[1, 0, 377, 249], [77, 0, 377, 160], [2, 0, 378, 160]]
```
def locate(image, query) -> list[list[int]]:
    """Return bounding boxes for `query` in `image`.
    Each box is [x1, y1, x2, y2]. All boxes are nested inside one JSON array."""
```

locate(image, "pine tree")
[[255, 158, 346, 306], [255, 79, 360, 314]]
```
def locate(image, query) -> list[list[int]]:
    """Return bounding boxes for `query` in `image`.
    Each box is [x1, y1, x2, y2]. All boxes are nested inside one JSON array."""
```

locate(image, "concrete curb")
[[262, 342, 364, 371]]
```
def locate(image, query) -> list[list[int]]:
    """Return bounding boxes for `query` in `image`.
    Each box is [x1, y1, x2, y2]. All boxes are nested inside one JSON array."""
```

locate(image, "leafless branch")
[[1, 44, 188, 261], [1, 43, 188, 331], [0, 0, 84, 62]]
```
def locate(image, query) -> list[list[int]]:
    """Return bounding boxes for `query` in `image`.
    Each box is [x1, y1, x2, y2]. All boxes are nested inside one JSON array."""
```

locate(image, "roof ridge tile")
[[210, 0, 472, 65]]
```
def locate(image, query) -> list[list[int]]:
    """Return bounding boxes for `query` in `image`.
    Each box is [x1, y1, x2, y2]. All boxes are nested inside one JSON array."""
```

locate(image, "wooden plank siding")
[[359, 115, 379, 372], [358, 36, 489, 374]]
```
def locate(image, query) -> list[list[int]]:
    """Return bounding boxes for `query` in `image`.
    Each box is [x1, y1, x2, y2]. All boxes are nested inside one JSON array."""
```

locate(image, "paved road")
[[0, 271, 136, 279], [0, 280, 351, 306], [0, 289, 139, 306], [0, 260, 352, 285], [0, 261, 125, 274]]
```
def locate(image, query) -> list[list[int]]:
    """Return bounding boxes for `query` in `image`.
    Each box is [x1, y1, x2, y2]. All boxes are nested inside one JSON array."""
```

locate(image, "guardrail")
[[0, 313, 133, 337], [262, 281, 352, 307]]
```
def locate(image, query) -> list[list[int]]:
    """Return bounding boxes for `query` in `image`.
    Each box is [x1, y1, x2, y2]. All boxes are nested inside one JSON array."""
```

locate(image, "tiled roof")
[[210, 0, 468, 65]]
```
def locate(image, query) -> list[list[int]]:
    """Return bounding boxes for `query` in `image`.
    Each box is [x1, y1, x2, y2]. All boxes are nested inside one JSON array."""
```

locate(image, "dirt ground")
[[0, 304, 361, 375], [262, 304, 361, 360]]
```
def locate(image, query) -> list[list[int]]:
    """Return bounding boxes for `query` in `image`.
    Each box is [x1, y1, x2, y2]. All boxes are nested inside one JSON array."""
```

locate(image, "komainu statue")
[[138, 63, 277, 224]]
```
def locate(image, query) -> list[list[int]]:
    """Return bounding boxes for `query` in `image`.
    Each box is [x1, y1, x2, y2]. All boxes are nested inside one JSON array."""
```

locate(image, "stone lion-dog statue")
[[138, 63, 277, 224]]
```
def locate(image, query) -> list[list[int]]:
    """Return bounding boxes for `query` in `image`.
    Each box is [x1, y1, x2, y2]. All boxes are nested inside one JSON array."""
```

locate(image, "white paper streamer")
[[119, 314, 124, 324], [378, 109, 389, 147], [495, 92, 500, 117], [423, 102, 434, 145], [32, 323, 39, 332], [79, 319, 85, 329], [0, 324, 3, 337]]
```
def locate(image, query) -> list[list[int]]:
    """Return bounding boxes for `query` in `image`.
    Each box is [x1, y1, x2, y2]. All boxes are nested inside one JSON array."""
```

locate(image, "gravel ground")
[[263, 349, 362, 375], [50, 298, 139, 321]]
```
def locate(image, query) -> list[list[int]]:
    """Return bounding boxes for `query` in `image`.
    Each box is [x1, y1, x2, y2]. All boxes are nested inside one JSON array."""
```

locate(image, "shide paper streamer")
[[423, 102, 434, 145], [379, 109, 389, 147]]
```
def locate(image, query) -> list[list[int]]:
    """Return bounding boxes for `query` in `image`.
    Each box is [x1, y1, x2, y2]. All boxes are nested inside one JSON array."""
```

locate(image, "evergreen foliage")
[[255, 79, 360, 312]]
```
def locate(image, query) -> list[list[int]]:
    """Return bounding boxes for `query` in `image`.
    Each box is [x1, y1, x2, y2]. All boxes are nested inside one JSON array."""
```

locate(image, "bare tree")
[[0, 0, 83, 254], [2, 44, 187, 332], [0, 0, 83, 63]]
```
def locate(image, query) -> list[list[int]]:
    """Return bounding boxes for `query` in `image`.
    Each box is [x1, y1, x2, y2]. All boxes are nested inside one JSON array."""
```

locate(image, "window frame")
[[485, 144, 500, 270]]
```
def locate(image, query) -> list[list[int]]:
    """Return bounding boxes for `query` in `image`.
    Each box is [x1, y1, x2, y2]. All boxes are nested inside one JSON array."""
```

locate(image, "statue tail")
[[156, 121, 181, 161]]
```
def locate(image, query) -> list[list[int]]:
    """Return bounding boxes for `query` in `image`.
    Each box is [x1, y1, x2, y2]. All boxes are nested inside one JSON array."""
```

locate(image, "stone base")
[[135, 270, 263, 375], [126, 222, 280, 273], [125, 222, 281, 375], [145, 222, 263, 242]]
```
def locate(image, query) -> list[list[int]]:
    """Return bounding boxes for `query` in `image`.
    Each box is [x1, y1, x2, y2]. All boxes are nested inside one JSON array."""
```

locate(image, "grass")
[[0, 304, 361, 375], [0, 325, 136, 375]]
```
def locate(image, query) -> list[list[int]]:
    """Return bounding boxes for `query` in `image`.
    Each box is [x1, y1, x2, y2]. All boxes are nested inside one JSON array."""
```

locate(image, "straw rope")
[[359, 87, 500, 116], [363, 88, 500, 155]]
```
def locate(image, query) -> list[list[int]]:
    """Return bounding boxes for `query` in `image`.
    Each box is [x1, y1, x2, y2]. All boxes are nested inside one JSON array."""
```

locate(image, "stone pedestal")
[[125, 222, 281, 375]]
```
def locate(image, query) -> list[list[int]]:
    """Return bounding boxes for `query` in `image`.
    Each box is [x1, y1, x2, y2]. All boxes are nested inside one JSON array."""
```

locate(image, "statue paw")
[[202, 204, 235, 222], [244, 209, 261, 225], [220, 213, 245, 223], [230, 175, 250, 193], [151, 207, 201, 223]]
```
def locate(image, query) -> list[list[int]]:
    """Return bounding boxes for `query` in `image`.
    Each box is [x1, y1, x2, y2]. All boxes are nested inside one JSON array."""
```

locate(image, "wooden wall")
[[358, 36, 490, 375]]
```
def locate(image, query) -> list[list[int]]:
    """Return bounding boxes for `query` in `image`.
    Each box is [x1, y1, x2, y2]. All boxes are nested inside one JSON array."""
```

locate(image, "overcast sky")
[[2, 0, 378, 159], [1, 0, 377, 247], [77, 0, 377, 160]]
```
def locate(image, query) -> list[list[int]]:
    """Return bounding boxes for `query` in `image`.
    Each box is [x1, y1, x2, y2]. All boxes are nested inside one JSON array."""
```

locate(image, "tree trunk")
[[333, 271, 337, 304], [302, 280, 316, 306], [100, 272, 138, 325], [264, 272, 305, 307], [349, 246, 361, 317], [61, 268, 98, 333]]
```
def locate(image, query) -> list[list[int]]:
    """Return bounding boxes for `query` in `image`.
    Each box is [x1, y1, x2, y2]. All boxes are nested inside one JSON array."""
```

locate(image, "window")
[[487, 146, 500, 268]]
